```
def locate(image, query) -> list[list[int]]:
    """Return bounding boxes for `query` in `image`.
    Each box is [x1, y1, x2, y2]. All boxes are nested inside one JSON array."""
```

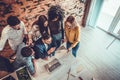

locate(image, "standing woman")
[[28, 15, 50, 45], [64, 15, 80, 57], [48, 5, 65, 48]]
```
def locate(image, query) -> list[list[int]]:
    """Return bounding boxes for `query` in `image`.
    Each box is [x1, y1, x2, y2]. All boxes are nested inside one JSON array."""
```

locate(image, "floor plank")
[[68, 27, 120, 80]]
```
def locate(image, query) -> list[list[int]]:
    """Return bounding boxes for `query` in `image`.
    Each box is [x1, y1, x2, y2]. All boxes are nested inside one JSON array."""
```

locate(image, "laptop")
[[44, 58, 61, 72]]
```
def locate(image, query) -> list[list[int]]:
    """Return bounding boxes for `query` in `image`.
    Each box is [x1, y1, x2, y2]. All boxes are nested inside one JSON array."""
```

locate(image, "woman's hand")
[[67, 47, 72, 53], [62, 38, 67, 43], [47, 47, 56, 54], [26, 39, 34, 47]]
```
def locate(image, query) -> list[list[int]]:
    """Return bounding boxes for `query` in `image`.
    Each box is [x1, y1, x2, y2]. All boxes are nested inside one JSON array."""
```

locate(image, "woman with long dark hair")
[[37, 15, 50, 35], [28, 15, 50, 45]]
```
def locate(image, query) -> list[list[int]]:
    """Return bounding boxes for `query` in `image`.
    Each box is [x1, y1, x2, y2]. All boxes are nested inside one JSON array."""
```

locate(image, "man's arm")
[[20, 21, 28, 39], [47, 47, 56, 54], [61, 20, 64, 39], [21, 21, 28, 35], [32, 58, 36, 74], [33, 45, 48, 59], [47, 37, 57, 54], [20, 21, 29, 44], [0, 29, 8, 51]]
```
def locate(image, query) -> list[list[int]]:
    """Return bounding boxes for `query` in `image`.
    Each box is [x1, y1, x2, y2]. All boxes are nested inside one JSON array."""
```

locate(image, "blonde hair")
[[66, 15, 79, 28]]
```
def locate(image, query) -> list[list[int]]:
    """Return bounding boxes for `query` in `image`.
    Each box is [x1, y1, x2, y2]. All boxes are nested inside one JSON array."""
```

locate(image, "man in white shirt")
[[0, 15, 28, 52]]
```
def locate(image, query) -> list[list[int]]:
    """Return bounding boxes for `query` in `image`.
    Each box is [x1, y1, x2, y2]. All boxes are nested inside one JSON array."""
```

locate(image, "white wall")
[[101, 0, 120, 16]]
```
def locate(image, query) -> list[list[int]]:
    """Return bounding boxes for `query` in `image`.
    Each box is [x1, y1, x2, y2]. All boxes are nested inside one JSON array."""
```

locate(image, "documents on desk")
[[33, 45, 76, 80], [0, 45, 76, 80]]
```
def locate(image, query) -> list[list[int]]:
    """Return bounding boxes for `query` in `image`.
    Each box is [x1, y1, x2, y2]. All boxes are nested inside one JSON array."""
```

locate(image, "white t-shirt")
[[44, 43, 48, 50], [0, 21, 27, 51]]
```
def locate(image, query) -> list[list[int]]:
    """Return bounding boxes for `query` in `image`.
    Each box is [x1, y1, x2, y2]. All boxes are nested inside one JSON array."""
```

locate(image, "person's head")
[[48, 5, 65, 21], [42, 33, 52, 44], [7, 15, 20, 30], [38, 15, 48, 27], [21, 47, 34, 57], [52, 15, 59, 21], [65, 15, 76, 27]]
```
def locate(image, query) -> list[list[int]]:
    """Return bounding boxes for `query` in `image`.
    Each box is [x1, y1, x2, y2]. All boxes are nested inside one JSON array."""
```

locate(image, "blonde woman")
[[64, 15, 80, 57]]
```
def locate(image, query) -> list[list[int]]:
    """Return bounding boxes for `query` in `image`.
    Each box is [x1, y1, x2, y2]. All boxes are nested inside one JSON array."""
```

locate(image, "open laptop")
[[44, 58, 61, 72]]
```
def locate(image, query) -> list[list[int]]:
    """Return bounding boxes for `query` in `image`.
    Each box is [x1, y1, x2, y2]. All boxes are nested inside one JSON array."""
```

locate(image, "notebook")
[[16, 67, 32, 80]]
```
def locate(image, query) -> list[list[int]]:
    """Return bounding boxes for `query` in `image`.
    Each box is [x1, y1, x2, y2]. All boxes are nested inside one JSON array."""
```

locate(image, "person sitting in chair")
[[13, 43, 36, 76], [33, 33, 57, 60]]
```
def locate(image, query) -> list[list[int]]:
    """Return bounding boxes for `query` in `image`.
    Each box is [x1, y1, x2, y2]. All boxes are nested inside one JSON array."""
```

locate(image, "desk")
[[1, 47, 76, 80], [32, 49, 76, 80]]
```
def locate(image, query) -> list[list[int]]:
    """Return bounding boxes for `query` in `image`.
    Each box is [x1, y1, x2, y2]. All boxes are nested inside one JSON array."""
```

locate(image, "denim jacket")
[[33, 37, 57, 59]]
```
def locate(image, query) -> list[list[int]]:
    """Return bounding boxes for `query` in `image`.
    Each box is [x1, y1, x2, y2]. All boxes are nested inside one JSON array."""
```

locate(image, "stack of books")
[[16, 67, 32, 80]]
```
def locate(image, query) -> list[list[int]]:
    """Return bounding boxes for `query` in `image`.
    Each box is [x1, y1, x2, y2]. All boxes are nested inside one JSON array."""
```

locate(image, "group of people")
[[0, 5, 81, 76]]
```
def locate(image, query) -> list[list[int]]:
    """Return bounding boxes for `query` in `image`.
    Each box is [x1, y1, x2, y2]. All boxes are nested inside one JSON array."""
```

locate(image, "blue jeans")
[[52, 32, 62, 49], [13, 58, 35, 75], [13, 61, 35, 75], [27, 64, 35, 75], [67, 42, 80, 57]]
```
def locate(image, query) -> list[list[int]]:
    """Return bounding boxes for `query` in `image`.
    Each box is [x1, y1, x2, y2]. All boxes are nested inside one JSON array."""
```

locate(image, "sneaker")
[[92, 77, 96, 80], [78, 77, 83, 80]]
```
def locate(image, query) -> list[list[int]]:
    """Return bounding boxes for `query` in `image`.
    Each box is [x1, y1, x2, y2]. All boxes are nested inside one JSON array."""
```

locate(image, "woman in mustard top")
[[64, 15, 80, 57]]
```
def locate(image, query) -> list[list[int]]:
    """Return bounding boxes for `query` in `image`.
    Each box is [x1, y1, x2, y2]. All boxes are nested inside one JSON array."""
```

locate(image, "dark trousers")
[[0, 56, 14, 72], [66, 42, 80, 57], [56, 39, 62, 49]]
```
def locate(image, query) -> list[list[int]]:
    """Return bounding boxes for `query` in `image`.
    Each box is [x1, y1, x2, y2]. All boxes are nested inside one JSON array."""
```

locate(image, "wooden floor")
[[62, 27, 120, 80], [1, 26, 120, 80], [1, 0, 120, 80]]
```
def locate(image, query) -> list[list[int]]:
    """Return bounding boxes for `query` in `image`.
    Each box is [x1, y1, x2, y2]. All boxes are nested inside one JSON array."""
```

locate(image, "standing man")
[[0, 15, 28, 52]]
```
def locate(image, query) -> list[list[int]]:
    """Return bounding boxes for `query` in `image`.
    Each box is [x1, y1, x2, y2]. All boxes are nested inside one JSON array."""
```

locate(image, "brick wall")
[[0, 0, 85, 58]]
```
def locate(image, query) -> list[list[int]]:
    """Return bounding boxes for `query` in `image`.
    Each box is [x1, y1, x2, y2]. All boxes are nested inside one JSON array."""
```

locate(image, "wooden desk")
[[1, 46, 76, 80], [32, 49, 76, 80]]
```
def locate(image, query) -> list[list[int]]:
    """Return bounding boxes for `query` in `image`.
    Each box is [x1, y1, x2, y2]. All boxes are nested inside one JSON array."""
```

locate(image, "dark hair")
[[21, 47, 32, 57], [42, 33, 51, 40], [7, 15, 20, 26], [37, 15, 48, 35], [48, 5, 65, 21], [66, 15, 75, 24]]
